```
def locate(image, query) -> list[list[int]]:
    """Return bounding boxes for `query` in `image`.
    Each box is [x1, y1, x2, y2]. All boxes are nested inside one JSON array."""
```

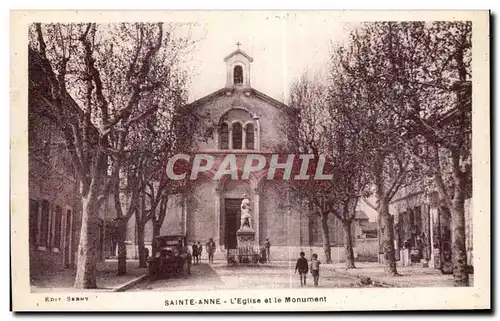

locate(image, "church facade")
[[157, 48, 356, 261]]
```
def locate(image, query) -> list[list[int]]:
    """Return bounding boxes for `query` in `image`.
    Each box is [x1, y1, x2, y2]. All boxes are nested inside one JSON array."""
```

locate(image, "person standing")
[[295, 251, 309, 287], [192, 242, 198, 265], [197, 242, 203, 263], [310, 253, 321, 287], [206, 238, 216, 264], [264, 238, 271, 263]]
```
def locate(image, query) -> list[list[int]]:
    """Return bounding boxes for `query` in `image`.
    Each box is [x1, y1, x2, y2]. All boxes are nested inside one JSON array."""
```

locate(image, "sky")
[[184, 12, 355, 104], [180, 13, 377, 221]]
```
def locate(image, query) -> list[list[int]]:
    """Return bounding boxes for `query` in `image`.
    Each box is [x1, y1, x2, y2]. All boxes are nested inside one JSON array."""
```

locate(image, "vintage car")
[[147, 235, 191, 280]]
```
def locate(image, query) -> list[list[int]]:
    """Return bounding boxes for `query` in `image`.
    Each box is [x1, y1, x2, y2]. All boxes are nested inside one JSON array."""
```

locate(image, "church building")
[[156, 47, 355, 261]]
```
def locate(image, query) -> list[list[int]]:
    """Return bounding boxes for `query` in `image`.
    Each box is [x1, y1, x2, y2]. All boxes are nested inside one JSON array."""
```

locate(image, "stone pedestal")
[[236, 227, 256, 263]]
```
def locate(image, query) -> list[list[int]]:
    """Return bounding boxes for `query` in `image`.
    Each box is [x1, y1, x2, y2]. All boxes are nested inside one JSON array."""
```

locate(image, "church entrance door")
[[224, 198, 242, 249]]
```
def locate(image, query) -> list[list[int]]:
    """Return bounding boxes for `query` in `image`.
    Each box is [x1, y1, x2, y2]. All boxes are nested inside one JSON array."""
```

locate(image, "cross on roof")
[[236, 41, 241, 49]]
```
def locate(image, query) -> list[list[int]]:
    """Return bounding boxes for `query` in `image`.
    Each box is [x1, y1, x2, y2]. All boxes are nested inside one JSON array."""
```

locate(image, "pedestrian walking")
[[295, 251, 309, 287], [264, 238, 271, 263], [192, 242, 198, 265], [197, 242, 203, 263], [206, 238, 216, 264], [310, 253, 321, 287]]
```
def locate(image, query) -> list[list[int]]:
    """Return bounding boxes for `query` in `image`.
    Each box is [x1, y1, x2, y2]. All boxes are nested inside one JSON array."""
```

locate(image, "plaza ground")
[[31, 260, 147, 293], [128, 260, 473, 291], [31, 259, 474, 292], [129, 262, 371, 291], [336, 262, 474, 287]]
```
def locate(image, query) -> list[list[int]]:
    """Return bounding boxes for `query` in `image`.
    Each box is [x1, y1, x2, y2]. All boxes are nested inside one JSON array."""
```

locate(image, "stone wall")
[[354, 238, 379, 260], [206, 246, 354, 263], [29, 113, 83, 275], [260, 180, 288, 246], [239, 246, 354, 263], [309, 214, 355, 247], [190, 89, 293, 153], [187, 178, 217, 243]]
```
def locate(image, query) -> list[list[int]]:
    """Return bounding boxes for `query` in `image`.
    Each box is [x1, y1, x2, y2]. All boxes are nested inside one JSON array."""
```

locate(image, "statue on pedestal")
[[236, 195, 256, 264], [239, 195, 252, 230]]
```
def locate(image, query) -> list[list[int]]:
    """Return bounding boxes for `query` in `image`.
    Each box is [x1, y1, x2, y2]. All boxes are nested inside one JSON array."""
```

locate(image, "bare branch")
[[126, 104, 158, 126], [362, 196, 378, 211]]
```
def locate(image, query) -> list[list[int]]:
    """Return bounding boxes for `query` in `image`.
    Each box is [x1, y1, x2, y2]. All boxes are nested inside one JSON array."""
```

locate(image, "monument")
[[236, 195, 257, 263]]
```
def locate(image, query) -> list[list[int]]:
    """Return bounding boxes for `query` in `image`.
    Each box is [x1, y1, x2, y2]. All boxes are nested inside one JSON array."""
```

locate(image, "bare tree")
[[286, 73, 336, 263], [105, 23, 196, 274], [133, 92, 200, 265], [325, 57, 371, 268], [28, 22, 196, 287]]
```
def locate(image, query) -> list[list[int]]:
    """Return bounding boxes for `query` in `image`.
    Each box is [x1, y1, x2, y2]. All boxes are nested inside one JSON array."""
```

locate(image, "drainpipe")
[[103, 198, 108, 260], [252, 115, 260, 150]]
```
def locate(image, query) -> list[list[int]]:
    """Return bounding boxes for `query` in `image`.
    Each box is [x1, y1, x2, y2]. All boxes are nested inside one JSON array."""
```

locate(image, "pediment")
[[185, 87, 295, 114]]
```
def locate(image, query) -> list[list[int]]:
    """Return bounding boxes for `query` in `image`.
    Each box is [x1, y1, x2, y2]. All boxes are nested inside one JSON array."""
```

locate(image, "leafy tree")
[[335, 24, 415, 276], [382, 21, 472, 285], [335, 21, 472, 284]]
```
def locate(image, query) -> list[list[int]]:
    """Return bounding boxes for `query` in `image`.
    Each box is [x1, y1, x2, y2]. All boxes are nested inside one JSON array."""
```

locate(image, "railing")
[[227, 247, 261, 264]]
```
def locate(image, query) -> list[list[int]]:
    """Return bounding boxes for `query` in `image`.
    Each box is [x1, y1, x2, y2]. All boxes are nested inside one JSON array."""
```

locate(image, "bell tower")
[[224, 42, 253, 89]]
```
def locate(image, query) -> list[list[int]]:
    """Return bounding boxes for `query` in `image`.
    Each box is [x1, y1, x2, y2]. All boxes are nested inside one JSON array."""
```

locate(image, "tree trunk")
[[152, 223, 161, 257], [449, 148, 469, 286], [451, 42, 470, 287], [136, 190, 148, 268], [342, 220, 356, 269], [320, 213, 332, 263], [449, 199, 469, 286], [433, 152, 470, 286], [379, 202, 398, 276], [116, 219, 127, 276], [378, 217, 383, 260], [111, 235, 117, 257], [74, 195, 98, 289], [136, 218, 147, 268]]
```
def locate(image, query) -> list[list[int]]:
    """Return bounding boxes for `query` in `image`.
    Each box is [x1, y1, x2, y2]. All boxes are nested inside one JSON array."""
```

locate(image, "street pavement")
[[31, 259, 473, 292], [129, 261, 371, 291], [31, 260, 147, 293]]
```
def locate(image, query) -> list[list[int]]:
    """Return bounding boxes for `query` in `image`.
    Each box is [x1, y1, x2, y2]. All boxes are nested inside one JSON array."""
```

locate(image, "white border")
[[6, 6, 494, 316]]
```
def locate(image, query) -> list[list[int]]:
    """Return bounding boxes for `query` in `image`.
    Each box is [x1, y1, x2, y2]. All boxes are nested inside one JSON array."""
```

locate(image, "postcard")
[[11, 10, 490, 311]]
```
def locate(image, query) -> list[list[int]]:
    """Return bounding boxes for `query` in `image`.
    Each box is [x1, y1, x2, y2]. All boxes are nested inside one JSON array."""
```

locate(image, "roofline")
[[251, 88, 292, 111], [223, 49, 254, 62], [184, 88, 227, 108], [184, 87, 298, 114]]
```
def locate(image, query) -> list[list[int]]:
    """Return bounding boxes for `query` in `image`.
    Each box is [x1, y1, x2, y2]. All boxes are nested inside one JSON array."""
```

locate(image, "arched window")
[[232, 123, 242, 149], [246, 124, 255, 150], [233, 65, 243, 85], [220, 123, 229, 149]]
